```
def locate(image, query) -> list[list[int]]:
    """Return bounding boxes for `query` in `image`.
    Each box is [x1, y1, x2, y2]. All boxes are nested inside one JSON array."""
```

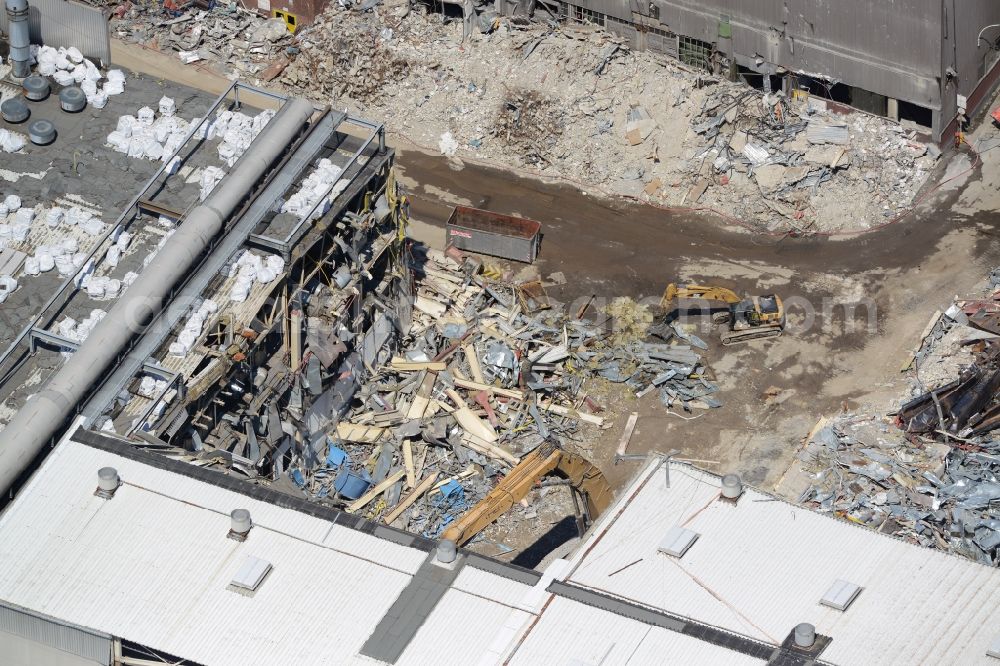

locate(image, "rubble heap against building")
[[797, 268, 1000, 564], [90, 0, 941, 234], [270, 244, 717, 539]]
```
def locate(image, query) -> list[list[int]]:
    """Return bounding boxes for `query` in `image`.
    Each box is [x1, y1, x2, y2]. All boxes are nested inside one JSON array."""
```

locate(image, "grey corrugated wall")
[[0, 0, 111, 66], [0, 601, 111, 665]]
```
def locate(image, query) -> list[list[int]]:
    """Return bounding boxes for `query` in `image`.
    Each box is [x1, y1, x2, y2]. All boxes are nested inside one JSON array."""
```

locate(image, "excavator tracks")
[[720, 327, 783, 346]]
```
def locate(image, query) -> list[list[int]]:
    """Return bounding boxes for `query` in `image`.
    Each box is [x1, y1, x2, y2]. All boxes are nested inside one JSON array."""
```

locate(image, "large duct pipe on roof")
[[4, 0, 31, 78], [0, 97, 315, 496]]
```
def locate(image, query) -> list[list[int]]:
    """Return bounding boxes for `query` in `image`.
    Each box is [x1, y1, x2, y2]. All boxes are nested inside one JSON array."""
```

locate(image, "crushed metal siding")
[[0, 0, 111, 66], [0, 601, 111, 665]]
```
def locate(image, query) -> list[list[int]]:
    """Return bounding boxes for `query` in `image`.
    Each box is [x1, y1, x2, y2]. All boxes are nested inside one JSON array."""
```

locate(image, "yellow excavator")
[[660, 283, 785, 345], [441, 442, 613, 546]]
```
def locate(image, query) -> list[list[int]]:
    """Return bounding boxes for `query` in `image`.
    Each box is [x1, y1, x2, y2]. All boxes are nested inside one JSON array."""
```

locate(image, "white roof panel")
[[231, 555, 272, 591], [505, 595, 764, 666], [0, 440, 510, 666], [399, 588, 531, 666], [658, 525, 699, 557], [820, 578, 862, 611], [560, 460, 1000, 665]]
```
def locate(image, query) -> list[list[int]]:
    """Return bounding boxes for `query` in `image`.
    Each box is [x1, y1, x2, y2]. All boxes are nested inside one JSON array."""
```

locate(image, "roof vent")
[[59, 86, 86, 113], [658, 526, 699, 558], [794, 623, 816, 648], [720, 473, 743, 502], [1, 97, 29, 123], [95, 467, 120, 499], [21, 75, 50, 101], [228, 509, 252, 541], [28, 119, 55, 146], [820, 579, 862, 611], [988, 635, 1000, 659], [436, 538, 457, 564], [229, 555, 272, 596]]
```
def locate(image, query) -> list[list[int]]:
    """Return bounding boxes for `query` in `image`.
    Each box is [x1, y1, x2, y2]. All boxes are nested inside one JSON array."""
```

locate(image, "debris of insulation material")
[[797, 267, 1000, 564]]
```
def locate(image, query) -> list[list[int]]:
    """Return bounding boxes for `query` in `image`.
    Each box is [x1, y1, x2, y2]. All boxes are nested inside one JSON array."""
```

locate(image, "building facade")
[[550, 0, 1000, 141]]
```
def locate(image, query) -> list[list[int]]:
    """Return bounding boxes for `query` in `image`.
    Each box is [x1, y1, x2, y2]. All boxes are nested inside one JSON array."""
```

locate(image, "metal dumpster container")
[[445, 206, 541, 263]]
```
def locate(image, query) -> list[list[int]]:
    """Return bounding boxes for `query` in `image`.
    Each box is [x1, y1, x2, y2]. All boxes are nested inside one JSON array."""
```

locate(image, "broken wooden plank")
[[461, 434, 520, 466], [406, 371, 438, 419], [538, 400, 605, 426], [390, 358, 447, 372], [446, 389, 498, 442], [403, 439, 415, 489], [683, 177, 710, 205], [346, 468, 407, 514], [616, 412, 639, 457], [463, 343, 486, 384], [453, 378, 524, 401], [383, 472, 440, 525], [414, 295, 447, 317], [337, 422, 388, 444], [430, 465, 478, 494]]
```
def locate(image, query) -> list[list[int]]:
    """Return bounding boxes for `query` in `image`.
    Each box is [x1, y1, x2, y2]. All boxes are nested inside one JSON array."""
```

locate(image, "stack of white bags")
[[280, 158, 344, 221], [0, 129, 26, 153], [138, 375, 168, 398], [195, 108, 276, 167], [228, 250, 284, 303], [0, 274, 17, 303], [34, 45, 124, 109], [168, 298, 218, 357], [56, 309, 107, 357], [199, 166, 226, 201], [0, 195, 31, 243], [106, 97, 188, 169]]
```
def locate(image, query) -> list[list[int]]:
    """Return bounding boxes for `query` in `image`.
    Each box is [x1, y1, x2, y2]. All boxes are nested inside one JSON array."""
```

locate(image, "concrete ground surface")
[[52, 39, 1000, 546], [398, 142, 1000, 493]]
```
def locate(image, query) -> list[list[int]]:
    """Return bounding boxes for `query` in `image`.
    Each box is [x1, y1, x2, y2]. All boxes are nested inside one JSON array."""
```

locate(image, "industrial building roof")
[[0, 435, 774, 666], [7, 436, 995, 664], [0, 436, 516, 666], [555, 458, 1000, 666]]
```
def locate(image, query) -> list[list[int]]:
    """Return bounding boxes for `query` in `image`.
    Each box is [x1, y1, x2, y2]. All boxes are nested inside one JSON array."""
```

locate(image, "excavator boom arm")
[[440, 444, 612, 546], [661, 283, 742, 309]]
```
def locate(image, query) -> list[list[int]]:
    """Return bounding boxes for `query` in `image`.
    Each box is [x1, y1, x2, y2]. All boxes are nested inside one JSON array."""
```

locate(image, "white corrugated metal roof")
[[560, 459, 1000, 665], [0, 440, 527, 666], [399, 588, 532, 666], [505, 595, 764, 666]]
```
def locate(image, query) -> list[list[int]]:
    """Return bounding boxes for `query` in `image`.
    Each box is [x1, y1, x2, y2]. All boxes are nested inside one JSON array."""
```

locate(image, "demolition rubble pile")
[[682, 88, 938, 232], [274, 2, 935, 233], [797, 268, 1000, 563], [86, 0, 938, 233], [101, 2, 295, 77], [287, 247, 717, 540]]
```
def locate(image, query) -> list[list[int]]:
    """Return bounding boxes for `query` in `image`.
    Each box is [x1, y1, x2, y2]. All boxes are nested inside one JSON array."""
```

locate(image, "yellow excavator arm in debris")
[[440, 443, 613, 546], [660, 283, 742, 309]]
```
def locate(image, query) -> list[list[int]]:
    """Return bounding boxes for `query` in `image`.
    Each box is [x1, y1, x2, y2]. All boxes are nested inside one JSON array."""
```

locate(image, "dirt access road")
[[113, 40, 1000, 494], [398, 147, 1000, 492]]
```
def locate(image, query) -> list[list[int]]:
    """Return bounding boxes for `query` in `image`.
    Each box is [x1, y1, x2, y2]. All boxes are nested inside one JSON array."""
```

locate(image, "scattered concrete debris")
[[84, 0, 940, 234], [797, 411, 1000, 564], [798, 267, 1000, 564]]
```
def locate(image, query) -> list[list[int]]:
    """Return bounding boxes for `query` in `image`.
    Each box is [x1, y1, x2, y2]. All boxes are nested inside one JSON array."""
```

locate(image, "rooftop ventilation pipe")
[[95, 467, 120, 499], [794, 622, 816, 648], [228, 509, 252, 541], [0, 97, 315, 496], [720, 473, 743, 500], [436, 538, 457, 564], [4, 0, 31, 78]]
